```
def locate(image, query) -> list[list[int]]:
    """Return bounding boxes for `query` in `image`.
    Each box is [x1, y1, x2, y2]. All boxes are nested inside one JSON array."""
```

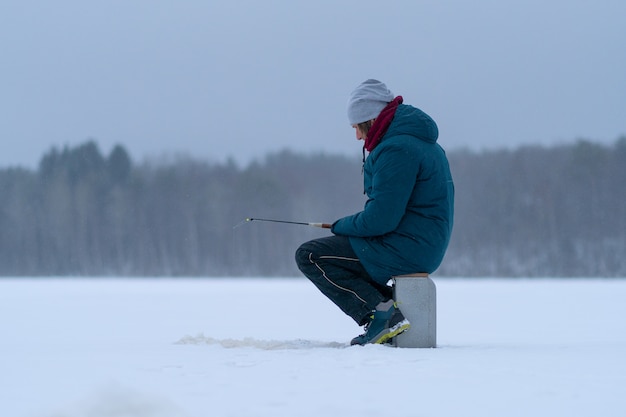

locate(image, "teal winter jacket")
[[331, 104, 454, 283]]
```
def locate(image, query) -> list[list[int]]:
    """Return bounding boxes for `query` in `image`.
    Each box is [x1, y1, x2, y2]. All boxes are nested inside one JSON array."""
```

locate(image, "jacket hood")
[[385, 104, 439, 144]]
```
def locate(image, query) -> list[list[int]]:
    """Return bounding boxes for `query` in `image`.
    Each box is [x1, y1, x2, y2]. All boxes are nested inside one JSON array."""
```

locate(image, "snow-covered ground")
[[2, 277, 625, 417]]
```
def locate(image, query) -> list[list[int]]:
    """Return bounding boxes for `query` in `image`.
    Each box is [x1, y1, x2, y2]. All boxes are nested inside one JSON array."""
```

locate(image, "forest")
[[1, 138, 624, 277]]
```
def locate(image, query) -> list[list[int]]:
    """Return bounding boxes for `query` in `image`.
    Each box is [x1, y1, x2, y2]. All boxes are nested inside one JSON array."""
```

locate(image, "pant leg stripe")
[[319, 255, 360, 262], [308, 253, 368, 304]]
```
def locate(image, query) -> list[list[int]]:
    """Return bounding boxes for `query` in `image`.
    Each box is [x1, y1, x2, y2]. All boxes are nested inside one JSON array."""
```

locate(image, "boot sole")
[[372, 319, 411, 345]]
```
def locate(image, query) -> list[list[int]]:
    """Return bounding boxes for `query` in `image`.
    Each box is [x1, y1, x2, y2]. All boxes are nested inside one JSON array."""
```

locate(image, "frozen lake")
[[2, 277, 625, 417]]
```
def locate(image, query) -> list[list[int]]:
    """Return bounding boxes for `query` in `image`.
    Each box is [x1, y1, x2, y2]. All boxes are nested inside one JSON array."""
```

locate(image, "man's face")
[[352, 125, 366, 141]]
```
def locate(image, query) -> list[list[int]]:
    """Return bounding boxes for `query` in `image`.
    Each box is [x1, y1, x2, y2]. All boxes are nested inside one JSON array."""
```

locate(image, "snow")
[[2, 277, 626, 417]]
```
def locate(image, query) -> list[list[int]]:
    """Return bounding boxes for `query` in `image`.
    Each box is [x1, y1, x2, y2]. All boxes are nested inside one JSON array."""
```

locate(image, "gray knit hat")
[[347, 79, 394, 125]]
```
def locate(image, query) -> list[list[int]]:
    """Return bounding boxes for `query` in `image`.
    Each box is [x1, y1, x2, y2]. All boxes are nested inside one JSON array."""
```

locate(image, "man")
[[296, 79, 454, 345]]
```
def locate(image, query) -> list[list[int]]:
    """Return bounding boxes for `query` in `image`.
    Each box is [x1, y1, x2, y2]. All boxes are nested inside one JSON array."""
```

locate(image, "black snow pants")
[[295, 235, 393, 326]]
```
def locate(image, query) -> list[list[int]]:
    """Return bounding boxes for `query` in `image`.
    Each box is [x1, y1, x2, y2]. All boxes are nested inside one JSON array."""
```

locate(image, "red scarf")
[[364, 96, 403, 152]]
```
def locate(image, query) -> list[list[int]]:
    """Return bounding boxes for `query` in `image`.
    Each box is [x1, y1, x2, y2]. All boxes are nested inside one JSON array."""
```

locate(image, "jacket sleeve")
[[332, 143, 419, 237]]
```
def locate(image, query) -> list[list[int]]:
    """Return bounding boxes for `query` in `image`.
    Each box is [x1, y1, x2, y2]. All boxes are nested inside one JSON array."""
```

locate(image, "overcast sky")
[[2, 0, 624, 168]]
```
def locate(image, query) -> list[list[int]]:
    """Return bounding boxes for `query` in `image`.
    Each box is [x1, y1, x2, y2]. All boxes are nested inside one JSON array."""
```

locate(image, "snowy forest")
[[1, 138, 624, 277]]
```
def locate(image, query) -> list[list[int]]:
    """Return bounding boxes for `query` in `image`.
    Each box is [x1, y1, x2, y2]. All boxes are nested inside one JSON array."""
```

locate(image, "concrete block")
[[393, 274, 436, 348]]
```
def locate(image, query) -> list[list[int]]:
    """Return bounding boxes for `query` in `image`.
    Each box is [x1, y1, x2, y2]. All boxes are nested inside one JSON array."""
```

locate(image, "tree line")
[[1, 138, 624, 277]]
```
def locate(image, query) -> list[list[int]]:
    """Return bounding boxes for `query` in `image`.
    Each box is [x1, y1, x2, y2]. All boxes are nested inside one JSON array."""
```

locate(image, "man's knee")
[[295, 240, 315, 271]]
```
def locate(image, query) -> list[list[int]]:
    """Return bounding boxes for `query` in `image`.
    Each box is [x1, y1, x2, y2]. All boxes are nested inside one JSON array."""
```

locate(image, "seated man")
[[296, 79, 454, 345]]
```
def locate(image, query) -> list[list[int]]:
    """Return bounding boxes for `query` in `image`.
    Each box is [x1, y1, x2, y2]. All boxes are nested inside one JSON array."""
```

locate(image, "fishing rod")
[[234, 217, 332, 229]]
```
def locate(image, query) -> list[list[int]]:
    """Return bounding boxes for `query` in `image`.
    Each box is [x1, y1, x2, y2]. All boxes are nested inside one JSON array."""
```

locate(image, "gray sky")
[[2, 0, 624, 169]]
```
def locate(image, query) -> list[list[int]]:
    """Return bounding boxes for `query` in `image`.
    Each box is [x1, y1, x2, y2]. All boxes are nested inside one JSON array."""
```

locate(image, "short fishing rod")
[[234, 217, 331, 229]]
